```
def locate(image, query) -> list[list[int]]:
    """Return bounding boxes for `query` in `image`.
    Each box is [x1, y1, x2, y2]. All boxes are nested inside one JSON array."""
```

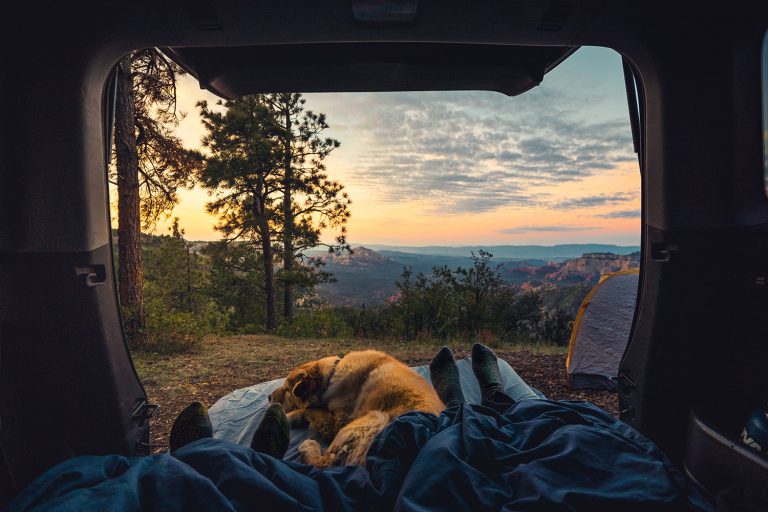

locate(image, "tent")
[[566, 269, 639, 391]]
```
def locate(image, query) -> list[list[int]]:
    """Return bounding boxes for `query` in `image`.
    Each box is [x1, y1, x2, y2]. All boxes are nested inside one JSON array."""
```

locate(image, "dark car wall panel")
[[0, 45, 118, 254], [0, 36, 149, 498], [0, 247, 149, 492], [609, 14, 768, 466]]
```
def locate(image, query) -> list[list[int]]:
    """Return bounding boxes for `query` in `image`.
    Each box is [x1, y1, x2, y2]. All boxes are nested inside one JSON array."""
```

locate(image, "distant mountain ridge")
[[507, 252, 640, 289], [315, 246, 640, 306], [358, 244, 640, 261], [324, 246, 393, 266]]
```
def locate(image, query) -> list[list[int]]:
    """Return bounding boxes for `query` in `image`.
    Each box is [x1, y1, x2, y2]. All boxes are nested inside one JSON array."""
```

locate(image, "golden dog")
[[268, 350, 445, 468]]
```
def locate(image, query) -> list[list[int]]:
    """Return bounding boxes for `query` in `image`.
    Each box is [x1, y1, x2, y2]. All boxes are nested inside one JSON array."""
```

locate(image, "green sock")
[[471, 343, 504, 400], [169, 401, 213, 453], [429, 346, 466, 405], [251, 403, 291, 458]]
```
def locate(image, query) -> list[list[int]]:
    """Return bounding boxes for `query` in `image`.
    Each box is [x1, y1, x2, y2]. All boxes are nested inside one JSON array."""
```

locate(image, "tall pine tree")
[[113, 49, 202, 344], [264, 93, 351, 321], [197, 94, 351, 331], [114, 54, 144, 340], [197, 97, 282, 331]]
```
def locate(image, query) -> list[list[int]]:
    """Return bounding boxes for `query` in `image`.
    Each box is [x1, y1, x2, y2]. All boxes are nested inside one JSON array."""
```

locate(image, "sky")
[[763, 32, 768, 194], [153, 46, 641, 246]]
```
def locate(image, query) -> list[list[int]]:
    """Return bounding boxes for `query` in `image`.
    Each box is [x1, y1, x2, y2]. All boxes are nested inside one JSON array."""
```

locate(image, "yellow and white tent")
[[566, 269, 639, 391]]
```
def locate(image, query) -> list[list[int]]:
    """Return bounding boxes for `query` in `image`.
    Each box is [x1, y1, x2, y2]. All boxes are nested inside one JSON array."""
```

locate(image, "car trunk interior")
[[0, 0, 767, 504]]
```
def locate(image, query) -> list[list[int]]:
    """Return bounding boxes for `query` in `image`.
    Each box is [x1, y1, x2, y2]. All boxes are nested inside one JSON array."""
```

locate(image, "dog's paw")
[[298, 439, 322, 464], [286, 409, 308, 428]]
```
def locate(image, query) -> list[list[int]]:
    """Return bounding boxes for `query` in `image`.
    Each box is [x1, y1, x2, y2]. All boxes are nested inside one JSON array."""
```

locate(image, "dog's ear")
[[291, 370, 322, 400]]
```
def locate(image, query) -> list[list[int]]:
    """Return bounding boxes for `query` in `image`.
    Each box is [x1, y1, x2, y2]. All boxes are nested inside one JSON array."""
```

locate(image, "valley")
[[314, 245, 640, 306]]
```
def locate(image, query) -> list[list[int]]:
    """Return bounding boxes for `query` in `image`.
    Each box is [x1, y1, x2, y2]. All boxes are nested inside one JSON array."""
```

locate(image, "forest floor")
[[132, 335, 619, 450]]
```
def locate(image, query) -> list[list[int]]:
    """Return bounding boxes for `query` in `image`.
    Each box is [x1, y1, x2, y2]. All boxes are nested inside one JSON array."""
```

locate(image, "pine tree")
[[203, 241, 268, 332], [263, 93, 351, 321], [197, 97, 282, 331], [114, 54, 144, 341], [197, 94, 351, 332], [113, 49, 202, 345]]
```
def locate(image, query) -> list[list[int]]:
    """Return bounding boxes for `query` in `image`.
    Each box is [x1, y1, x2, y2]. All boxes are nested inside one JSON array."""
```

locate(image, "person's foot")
[[429, 346, 466, 405], [471, 343, 504, 400], [169, 401, 213, 453], [251, 403, 290, 458]]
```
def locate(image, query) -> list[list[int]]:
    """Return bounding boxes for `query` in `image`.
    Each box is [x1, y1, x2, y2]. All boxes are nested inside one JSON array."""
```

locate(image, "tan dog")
[[268, 350, 445, 468]]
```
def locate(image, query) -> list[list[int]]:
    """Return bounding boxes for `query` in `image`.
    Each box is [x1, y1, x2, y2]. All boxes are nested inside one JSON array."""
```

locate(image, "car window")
[[763, 29, 768, 196], [112, 47, 641, 449]]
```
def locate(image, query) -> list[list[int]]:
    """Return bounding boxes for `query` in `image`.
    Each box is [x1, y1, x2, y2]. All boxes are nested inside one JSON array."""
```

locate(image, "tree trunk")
[[281, 104, 295, 321], [185, 240, 192, 312], [115, 54, 145, 344], [260, 225, 278, 332], [256, 206, 277, 332]]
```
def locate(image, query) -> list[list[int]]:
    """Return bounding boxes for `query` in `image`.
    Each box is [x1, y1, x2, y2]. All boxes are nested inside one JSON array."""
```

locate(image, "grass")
[[132, 335, 615, 450]]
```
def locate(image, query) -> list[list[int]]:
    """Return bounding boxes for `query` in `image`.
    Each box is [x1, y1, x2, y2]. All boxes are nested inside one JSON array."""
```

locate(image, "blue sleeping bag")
[[7, 361, 713, 511]]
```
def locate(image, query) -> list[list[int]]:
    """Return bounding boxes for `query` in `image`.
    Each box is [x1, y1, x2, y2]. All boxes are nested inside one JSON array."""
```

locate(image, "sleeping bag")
[[8, 399, 712, 511]]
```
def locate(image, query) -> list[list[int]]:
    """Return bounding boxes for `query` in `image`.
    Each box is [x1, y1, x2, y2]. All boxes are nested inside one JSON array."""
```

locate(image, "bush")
[[332, 306, 405, 340], [234, 323, 266, 335], [142, 310, 205, 354], [136, 298, 229, 354], [277, 308, 354, 339]]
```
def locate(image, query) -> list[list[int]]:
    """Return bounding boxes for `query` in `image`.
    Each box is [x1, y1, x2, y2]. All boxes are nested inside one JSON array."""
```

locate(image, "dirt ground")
[[132, 336, 619, 450]]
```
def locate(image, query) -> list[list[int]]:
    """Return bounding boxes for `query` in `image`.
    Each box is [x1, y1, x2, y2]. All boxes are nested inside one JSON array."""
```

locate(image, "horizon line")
[[343, 242, 641, 248]]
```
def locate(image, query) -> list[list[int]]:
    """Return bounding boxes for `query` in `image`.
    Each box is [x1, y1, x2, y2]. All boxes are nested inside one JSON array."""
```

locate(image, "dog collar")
[[325, 356, 342, 387]]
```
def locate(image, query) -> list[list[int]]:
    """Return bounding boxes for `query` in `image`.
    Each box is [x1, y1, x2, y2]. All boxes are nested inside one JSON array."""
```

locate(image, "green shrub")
[[278, 308, 354, 339], [142, 310, 204, 354], [331, 306, 405, 340], [135, 298, 229, 354], [234, 323, 266, 335]]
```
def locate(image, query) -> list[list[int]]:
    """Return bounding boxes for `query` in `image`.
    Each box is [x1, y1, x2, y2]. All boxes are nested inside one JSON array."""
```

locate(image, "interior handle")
[[74, 265, 107, 287]]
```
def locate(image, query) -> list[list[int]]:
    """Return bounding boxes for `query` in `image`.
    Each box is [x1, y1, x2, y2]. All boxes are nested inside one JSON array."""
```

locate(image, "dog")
[[268, 350, 445, 468]]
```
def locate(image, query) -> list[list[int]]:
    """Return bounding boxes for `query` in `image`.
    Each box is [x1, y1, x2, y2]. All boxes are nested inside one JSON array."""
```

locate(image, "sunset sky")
[[149, 46, 640, 246]]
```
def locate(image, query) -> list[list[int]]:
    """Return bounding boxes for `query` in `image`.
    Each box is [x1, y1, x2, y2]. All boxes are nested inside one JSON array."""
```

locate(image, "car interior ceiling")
[[1, 0, 767, 504]]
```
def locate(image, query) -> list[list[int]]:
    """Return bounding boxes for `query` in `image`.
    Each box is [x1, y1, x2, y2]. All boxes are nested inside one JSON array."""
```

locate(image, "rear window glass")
[[113, 47, 640, 448], [763, 29, 768, 195]]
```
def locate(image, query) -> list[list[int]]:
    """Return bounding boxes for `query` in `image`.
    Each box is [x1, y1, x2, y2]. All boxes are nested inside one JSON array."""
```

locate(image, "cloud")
[[597, 209, 642, 218], [551, 192, 636, 210], [498, 225, 597, 234], [343, 89, 636, 214]]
